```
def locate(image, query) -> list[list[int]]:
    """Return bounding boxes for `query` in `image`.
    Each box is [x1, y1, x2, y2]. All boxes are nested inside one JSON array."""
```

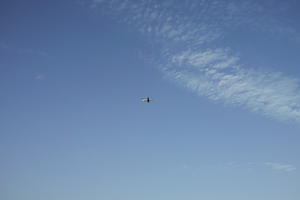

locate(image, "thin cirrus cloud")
[[35, 73, 46, 80], [225, 161, 297, 173], [88, 0, 300, 123], [265, 162, 297, 172], [0, 42, 49, 57], [163, 48, 300, 123]]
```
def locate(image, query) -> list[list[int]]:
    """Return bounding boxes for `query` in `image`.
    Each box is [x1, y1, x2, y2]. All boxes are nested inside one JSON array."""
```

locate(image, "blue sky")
[[1, 0, 300, 199]]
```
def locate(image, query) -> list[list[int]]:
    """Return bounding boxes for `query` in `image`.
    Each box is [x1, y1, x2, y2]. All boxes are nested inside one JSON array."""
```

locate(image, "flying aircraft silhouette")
[[140, 97, 153, 103]]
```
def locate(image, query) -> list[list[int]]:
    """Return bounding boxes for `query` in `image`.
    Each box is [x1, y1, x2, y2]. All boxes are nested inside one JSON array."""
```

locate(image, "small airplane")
[[140, 97, 153, 103]]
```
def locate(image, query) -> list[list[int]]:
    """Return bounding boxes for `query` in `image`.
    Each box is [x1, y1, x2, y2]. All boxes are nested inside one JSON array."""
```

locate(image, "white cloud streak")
[[35, 74, 46, 80], [87, 0, 300, 123], [265, 162, 297, 172], [163, 48, 300, 123], [224, 161, 297, 173], [0, 42, 49, 57]]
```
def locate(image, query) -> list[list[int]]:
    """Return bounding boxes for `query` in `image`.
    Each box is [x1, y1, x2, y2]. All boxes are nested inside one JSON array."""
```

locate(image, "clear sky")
[[1, 0, 300, 199]]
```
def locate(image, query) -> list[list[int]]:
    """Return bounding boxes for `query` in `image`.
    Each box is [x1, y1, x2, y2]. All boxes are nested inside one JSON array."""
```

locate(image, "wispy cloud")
[[265, 162, 297, 172], [224, 161, 297, 173], [88, 0, 300, 42], [0, 42, 49, 57], [34, 73, 46, 80], [163, 48, 300, 123], [86, 0, 300, 123]]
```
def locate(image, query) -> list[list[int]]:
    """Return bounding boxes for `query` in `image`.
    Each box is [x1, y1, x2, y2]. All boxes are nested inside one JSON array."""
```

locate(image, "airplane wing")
[[140, 98, 147, 102], [140, 98, 153, 102]]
